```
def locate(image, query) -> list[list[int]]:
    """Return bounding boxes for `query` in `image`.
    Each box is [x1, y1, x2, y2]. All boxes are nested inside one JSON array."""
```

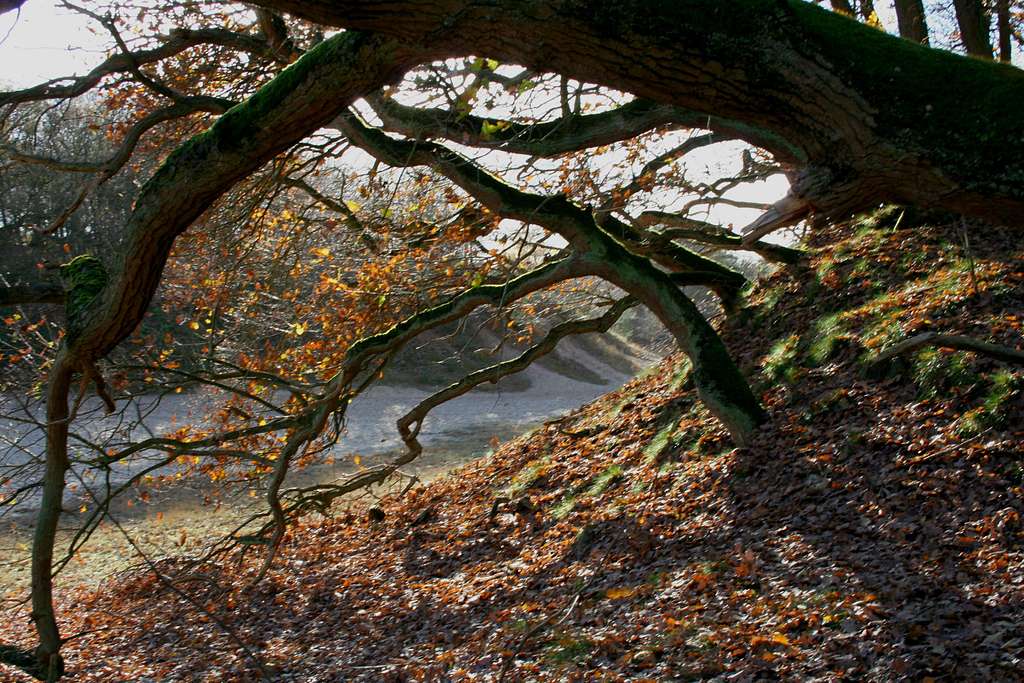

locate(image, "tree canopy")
[[1, 0, 1022, 678]]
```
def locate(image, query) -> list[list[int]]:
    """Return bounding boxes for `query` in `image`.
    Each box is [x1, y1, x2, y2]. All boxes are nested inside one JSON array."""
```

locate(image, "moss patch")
[[59, 254, 108, 342]]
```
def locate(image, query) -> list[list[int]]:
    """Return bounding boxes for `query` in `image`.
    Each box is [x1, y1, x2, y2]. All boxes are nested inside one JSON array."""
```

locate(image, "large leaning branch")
[[256, 0, 1024, 227], [21, 31, 427, 678], [335, 111, 745, 303]]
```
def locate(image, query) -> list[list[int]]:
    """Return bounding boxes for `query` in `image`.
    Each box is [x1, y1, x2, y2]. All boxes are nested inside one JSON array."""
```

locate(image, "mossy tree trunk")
[[254, 0, 1024, 227], [17, 2, 1024, 676]]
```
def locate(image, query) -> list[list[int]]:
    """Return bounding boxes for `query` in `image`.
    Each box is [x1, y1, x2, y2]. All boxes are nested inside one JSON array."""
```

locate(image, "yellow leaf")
[[771, 633, 790, 646], [188, 321, 200, 330], [606, 586, 637, 600]]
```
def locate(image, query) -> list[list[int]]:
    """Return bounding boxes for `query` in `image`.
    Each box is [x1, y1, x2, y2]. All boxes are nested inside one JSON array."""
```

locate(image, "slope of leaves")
[[2, 211, 1022, 681]]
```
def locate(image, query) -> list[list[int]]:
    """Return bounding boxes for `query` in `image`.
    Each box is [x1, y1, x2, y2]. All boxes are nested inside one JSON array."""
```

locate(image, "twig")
[[961, 218, 980, 298]]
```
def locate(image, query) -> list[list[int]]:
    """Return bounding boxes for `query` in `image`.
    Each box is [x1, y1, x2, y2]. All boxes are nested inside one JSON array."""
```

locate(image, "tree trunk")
[[894, 0, 929, 44], [953, 0, 994, 58], [31, 356, 73, 681], [997, 0, 1012, 62], [829, 0, 855, 16], [252, 0, 1024, 228], [858, 0, 876, 21]]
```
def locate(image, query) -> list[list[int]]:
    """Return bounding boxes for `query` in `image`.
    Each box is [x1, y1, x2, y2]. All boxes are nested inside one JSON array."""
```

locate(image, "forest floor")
[[1, 210, 1022, 681]]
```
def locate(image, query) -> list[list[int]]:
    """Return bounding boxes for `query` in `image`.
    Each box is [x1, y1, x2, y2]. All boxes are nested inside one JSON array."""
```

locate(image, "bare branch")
[[0, 29, 281, 108], [636, 211, 805, 265], [397, 296, 638, 462], [871, 332, 1024, 367], [5, 96, 232, 175], [279, 176, 380, 252]]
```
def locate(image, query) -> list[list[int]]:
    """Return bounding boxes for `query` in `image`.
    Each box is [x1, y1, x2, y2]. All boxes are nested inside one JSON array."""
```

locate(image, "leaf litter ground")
[[1, 211, 1022, 681]]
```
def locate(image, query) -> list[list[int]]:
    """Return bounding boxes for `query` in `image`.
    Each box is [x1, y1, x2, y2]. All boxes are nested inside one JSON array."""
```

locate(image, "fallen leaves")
[[2, 215, 1022, 682]]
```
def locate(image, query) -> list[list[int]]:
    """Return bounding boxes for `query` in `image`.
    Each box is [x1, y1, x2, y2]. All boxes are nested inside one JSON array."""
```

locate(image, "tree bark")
[[953, 0, 994, 58], [997, 0, 1012, 62], [894, 0, 929, 44], [252, 0, 1024, 228], [31, 354, 73, 680], [828, 0, 855, 16]]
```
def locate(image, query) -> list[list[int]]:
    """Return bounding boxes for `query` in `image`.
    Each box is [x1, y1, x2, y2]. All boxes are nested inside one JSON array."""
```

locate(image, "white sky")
[[0, 1, 106, 87]]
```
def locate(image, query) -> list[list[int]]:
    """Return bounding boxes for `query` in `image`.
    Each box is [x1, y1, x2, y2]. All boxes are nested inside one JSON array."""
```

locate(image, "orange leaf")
[[606, 586, 638, 600]]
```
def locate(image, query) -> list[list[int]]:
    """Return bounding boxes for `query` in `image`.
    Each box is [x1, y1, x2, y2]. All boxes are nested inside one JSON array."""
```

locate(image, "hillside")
[[2, 210, 1022, 682]]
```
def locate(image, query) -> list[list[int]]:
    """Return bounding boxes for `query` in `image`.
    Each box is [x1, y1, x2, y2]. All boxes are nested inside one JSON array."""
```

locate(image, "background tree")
[[952, 0, 995, 56], [997, 0, 1014, 60], [894, 0, 929, 43]]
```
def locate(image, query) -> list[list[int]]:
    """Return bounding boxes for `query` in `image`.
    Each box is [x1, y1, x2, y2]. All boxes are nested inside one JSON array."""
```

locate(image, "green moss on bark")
[[59, 255, 107, 343], [789, 1, 1024, 200]]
